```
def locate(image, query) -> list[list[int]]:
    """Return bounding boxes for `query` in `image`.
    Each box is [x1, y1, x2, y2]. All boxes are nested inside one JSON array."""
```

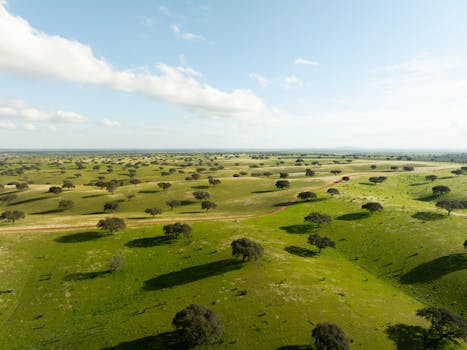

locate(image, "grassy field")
[[0, 152, 465, 349]]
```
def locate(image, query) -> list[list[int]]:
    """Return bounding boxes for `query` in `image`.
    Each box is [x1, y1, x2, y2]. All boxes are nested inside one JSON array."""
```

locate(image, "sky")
[[0, 0, 466, 150]]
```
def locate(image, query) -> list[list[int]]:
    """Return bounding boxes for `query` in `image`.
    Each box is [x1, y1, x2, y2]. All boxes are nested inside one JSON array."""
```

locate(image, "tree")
[[166, 199, 181, 210], [193, 191, 210, 201], [403, 166, 414, 171], [327, 188, 340, 196], [208, 177, 221, 186], [0, 193, 17, 203], [104, 201, 119, 212], [145, 207, 163, 218], [370, 164, 377, 169], [390, 166, 399, 171], [464, 239, 467, 249], [342, 176, 350, 181], [305, 169, 315, 177], [158, 182, 172, 191], [201, 201, 217, 211], [369, 176, 387, 185], [58, 200, 74, 210], [275, 180, 290, 190], [362, 202, 383, 212], [109, 254, 124, 273], [97, 217, 126, 233], [163, 222, 192, 238], [436, 199, 464, 216], [172, 304, 224, 346], [451, 169, 463, 176], [0, 210, 25, 224], [62, 180, 75, 190], [304, 212, 332, 228], [297, 191, 317, 201], [308, 233, 336, 252], [425, 175, 437, 182], [416, 307, 467, 344], [105, 180, 119, 193], [48, 186, 63, 195], [432, 185, 451, 196], [279, 172, 289, 178], [16, 183, 29, 191], [312, 323, 349, 350], [330, 169, 342, 175], [125, 193, 135, 201], [231, 237, 264, 261]]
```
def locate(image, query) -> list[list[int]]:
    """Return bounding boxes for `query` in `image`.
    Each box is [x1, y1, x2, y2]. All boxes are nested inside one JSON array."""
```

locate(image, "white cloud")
[[170, 24, 203, 40], [295, 57, 319, 66], [55, 110, 88, 123], [139, 16, 155, 28], [0, 121, 16, 129], [249, 73, 269, 88], [0, 4, 277, 125], [100, 118, 120, 127], [159, 5, 170, 16], [283, 75, 303, 90]]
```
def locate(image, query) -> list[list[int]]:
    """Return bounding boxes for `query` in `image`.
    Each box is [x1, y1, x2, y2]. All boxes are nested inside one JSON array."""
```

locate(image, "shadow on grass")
[[63, 270, 110, 281], [276, 346, 311, 350], [127, 216, 148, 220], [180, 200, 195, 206], [102, 330, 190, 350], [252, 190, 275, 194], [336, 212, 370, 221], [143, 259, 243, 291], [400, 253, 467, 284], [126, 235, 174, 248], [138, 190, 159, 194], [32, 209, 64, 215], [411, 212, 445, 221], [9, 196, 49, 206], [191, 185, 209, 189], [285, 246, 317, 257], [416, 195, 438, 202], [273, 198, 326, 207], [385, 324, 448, 350], [83, 211, 105, 215], [82, 194, 105, 199], [55, 231, 109, 243], [409, 182, 428, 187], [180, 211, 202, 214], [359, 182, 375, 186], [280, 225, 314, 234]]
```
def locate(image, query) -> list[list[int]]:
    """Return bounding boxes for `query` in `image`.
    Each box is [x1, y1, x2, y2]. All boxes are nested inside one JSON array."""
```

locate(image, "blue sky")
[[0, 0, 466, 149]]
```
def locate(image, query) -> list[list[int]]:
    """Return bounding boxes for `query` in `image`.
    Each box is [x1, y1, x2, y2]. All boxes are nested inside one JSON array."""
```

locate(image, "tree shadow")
[[63, 270, 110, 281], [276, 346, 311, 350], [252, 190, 275, 194], [180, 211, 202, 214], [409, 182, 428, 187], [280, 225, 314, 234], [143, 259, 243, 291], [416, 195, 438, 202], [400, 253, 467, 284], [138, 190, 159, 194], [102, 330, 190, 350], [336, 212, 370, 221], [82, 194, 105, 199], [359, 182, 375, 186], [55, 231, 109, 243], [285, 246, 318, 257], [385, 324, 448, 350], [273, 198, 326, 207], [411, 212, 445, 221], [32, 209, 64, 215], [126, 236, 175, 248], [127, 217, 148, 220], [83, 211, 105, 215], [191, 185, 209, 189], [9, 196, 48, 205], [180, 200, 195, 206]]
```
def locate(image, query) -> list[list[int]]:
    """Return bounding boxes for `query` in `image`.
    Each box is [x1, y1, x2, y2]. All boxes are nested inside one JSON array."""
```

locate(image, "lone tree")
[[97, 217, 126, 233], [330, 169, 342, 175], [193, 191, 210, 201], [464, 239, 467, 249], [416, 307, 467, 345], [0, 193, 17, 203], [158, 182, 172, 191], [16, 183, 29, 191], [369, 176, 387, 185], [304, 212, 332, 228], [362, 202, 383, 212], [104, 201, 119, 212], [451, 169, 463, 176], [201, 200, 217, 211], [279, 172, 289, 178], [62, 180, 75, 190], [308, 233, 336, 252], [403, 166, 414, 171], [436, 199, 464, 216], [342, 176, 350, 181], [58, 200, 74, 210], [327, 188, 340, 196], [425, 175, 438, 182], [104, 180, 119, 193], [390, 166, 399, 171], [1, 210, 25, 224], [208, 177, 221, 186], [305, 169, 315, 177], [109, 254, 124, 273], [312, 323, 350, 350], [166, 199, 181, 210], [172, 304, 224, 346], [163, 222, 192, 238], [144, 207, 163, 218], [432, 185, 451, 196], [275, 180, 290, 190], [231, 237, 264, 261], [48, 186, 63, 194], [297, 191, 317, 201]]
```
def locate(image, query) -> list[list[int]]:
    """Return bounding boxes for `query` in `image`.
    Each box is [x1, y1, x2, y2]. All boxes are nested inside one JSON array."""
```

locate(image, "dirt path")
[[0, 165, 460, 234]]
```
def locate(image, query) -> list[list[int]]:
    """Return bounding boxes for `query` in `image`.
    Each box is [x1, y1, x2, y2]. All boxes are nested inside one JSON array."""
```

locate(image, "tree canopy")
[[1, 210, 25, 224], [436, 200, 464, 215], [304, 212, 332, 227], [193, 191, 210, 200], [361, 202, 383, 212], [432, 185, 451, 196], [163, 222, 192, 238], [144, 207, 163, 217], [97, 217, 126, 233], [297, 191, 317, 201], [231, 237, 264, 261], [275, 180, 290, 190], [308, 233, 336, 252], [312, 323, 350, 350]]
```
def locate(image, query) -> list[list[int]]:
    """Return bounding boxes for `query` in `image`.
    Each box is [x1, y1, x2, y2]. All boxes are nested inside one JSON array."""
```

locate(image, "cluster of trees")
[[97, 217, 126, 233], [304, 212, 332, 228], [163, 222, 192, 238], [308, 233, 336, 252], [231, 238, 264, 261], [0, 210, 25, 224]]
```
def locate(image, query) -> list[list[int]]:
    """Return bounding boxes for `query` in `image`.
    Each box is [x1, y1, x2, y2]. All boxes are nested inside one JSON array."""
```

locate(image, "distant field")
[[0, 152, 465, 349]]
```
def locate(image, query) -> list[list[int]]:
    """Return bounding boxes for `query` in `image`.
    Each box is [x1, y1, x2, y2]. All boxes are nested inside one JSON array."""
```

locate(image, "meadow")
[[0, 152, 465, 349]]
